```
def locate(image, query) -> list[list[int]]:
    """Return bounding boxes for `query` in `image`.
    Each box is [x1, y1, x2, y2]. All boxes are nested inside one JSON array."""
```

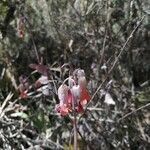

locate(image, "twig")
[[20, 135, 64, 149], [99, 31, 107, 66], [118, 102, 150, 122], [108, 16, 145, 74], [23, 15, 40, 63], [87, 107, 121, 114], [0, 92, 14, 118], [87, 15, 145, 107], [77, 128, 93, 150], [78, 16, 145, 122]]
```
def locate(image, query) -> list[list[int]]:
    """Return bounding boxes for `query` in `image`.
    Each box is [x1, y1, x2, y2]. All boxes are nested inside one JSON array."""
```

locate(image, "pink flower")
[[55, 84, 72, 116], [71, 85, 80, 105], [56, 69, 91, 116], [57, 84, 72, 106], [76, 69, 91, 106], [80, 87, 91, 105], [19, 90, 28, 99]]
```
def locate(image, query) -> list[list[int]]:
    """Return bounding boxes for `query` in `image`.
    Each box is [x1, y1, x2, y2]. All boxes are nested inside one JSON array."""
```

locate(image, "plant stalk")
[[72, 96, 78, 150]]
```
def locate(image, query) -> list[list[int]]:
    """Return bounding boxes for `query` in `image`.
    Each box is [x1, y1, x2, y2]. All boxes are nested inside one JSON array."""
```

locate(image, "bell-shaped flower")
[[77, 70, 91, 106], [71, 85, 80, 105], [58, 84, 70, 105], [80, 88, 91, 105], [55, 84, 72, 116]]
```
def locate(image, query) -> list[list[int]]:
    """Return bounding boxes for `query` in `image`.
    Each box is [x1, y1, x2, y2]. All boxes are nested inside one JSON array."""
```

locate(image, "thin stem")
[[30, 35, 40, 64], [99, 30, 107, 66], [79, 16, 145, 121], [88, 15, 145, 107], [73, 112, 78, 150], [77, 128, 93, 150], [62, 77, 70, 85], [23, 15, 40, 63], [118, 102, 150, 122], [72, 95, 78, 150]]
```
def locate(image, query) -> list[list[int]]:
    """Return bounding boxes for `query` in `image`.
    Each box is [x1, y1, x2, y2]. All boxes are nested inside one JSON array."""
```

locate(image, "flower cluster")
[[55, 69, 91, 116]]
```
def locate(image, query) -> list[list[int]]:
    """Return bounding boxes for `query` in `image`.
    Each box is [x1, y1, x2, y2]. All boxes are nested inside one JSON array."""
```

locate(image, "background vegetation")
[[0, 0, 150, 149]]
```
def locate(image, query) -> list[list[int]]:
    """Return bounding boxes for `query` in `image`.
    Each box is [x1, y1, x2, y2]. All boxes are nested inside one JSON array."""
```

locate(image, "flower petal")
[[71, 85, 80, 99], [67, 90, 72, 105], [77, 102, 84, 113], [58, 84, 69, 105], [60, 105, 69, 116], [78, 76, 87, 88], [55, 104, 70, 116], [80, 88, 91, 105], [20, 91, 28, 99]]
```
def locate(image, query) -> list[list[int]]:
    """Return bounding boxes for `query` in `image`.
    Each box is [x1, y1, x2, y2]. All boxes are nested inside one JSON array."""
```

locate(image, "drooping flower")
[[80, 88, 91, 105], [71, 85, 80, 105], [58, 84, 71, 105], [55, 84, 72, 116], [76, 69, 91, 105], [56, 68, 91, 116]]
